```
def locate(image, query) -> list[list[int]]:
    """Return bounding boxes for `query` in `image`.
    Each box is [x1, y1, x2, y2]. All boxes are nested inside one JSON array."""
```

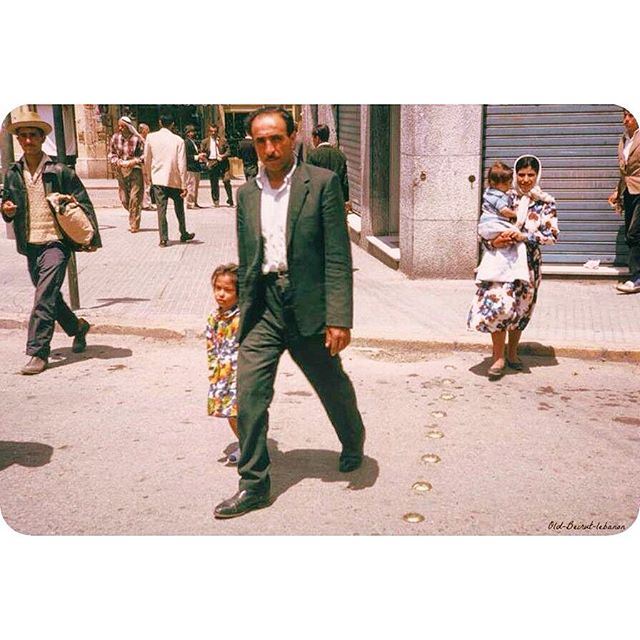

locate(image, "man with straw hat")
[[1, 108, 101, 375]]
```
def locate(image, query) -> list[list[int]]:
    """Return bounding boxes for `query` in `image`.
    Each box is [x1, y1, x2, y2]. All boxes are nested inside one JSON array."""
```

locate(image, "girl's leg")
[[507, 329, 522, 362], [490, 330, 506, 369], [228, 417, 239, 439]]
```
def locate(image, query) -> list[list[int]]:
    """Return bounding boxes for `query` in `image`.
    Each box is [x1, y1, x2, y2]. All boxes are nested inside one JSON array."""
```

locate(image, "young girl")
[[205, 263, 241, 464]]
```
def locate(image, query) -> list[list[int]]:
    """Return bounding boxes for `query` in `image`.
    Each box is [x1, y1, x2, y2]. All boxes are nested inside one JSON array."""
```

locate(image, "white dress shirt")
[[623, 129, 639, 162], [256, 163, 297, 274], [209, 137, 220, 161]]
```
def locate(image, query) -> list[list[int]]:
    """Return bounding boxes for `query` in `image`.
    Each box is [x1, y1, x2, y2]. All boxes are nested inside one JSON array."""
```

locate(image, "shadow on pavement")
[[89, 297, 150, 309], [0, 441, 53, 472], [267, 438, 379, 499], [469, 342, 559, 378], [47, 344, 133, 370]]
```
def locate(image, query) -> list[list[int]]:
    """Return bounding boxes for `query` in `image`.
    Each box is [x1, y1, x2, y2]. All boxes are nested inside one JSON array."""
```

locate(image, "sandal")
[[487, 363, 505, 380], [506, 358, 523, 370]]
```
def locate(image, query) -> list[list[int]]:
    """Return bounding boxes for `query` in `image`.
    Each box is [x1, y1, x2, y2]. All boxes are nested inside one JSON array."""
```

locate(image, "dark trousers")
[[623, 189, 640, 279], [208, 164, 233, 205], [153, 185, 187, 242], [26, 242, 81, 359], [237, 275, 365, 495]]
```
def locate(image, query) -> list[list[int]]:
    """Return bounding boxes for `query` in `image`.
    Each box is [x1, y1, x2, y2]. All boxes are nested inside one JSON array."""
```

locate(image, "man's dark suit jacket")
[[237, 138, 258, 176], [184, 137, 202, 173], [2, 159, 102, 255], [200, 136, 230, 171], [235, 163, 353, 342], [306, 144, 350, 203]]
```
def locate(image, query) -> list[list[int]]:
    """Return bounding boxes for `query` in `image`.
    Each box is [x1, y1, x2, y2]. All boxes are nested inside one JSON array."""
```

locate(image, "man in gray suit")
[[214, 107, 365, 519]]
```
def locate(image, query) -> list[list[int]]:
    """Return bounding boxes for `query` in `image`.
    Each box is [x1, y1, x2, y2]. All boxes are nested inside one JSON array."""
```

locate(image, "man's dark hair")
[[247, 106, 295, 136], [515, 155, 540, 173], [487, 161, 513, 187], [312, 124, 330, 143], [159, 113, 175, 128]]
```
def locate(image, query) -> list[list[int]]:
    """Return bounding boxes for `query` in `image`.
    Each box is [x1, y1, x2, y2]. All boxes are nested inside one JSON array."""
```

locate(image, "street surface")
[[1, 327, 638, 535]]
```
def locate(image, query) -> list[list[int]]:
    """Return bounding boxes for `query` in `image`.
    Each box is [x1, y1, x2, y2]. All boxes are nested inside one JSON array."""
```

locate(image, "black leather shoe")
[[339, 453, 363, 473], [226, 200, 234, 207], [159, 239, 168, 247], [180, 232, 195, 243], [214, 490, 271, 519], [20, 356, 48, 375], [72, 318, 90, 353]]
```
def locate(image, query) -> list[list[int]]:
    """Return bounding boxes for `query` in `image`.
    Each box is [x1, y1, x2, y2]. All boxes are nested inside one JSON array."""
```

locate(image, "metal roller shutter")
[[337, 105, 362, 211], [483, 104, 625, 267]]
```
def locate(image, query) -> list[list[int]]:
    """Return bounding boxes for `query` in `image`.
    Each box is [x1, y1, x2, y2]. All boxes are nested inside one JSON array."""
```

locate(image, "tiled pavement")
[[1, 180, 640, 358]]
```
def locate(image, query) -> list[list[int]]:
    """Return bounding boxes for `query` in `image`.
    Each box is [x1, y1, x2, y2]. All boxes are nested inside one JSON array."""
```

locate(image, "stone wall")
[[399, 105, 483, 279]]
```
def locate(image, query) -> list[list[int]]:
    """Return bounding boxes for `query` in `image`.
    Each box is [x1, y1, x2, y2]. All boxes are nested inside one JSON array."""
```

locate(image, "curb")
[[2, 316, 639, 363]]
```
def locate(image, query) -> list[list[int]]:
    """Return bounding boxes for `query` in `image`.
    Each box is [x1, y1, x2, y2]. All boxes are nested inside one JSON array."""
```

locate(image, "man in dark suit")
[[306, 123, 351, 213], [237, 118, 259, 180], [214, 107, 365, 519], [200, 124, 234, 207], [183, 125, 203, 209]]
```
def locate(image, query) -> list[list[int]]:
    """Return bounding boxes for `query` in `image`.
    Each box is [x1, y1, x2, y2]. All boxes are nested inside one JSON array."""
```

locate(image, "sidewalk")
[[1, 182, 640, 360]]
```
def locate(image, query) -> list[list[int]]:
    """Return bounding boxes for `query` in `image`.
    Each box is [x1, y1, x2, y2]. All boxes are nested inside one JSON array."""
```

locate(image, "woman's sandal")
[[487, 363, 505, 379]]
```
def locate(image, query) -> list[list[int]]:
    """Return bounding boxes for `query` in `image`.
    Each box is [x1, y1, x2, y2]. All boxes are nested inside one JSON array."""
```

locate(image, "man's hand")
[[608, 191, 621, 214], [325, 326, 351, 356], [180, 189, 188, 199], [344, 201, 352, 214], [1, 199, 17, 217]]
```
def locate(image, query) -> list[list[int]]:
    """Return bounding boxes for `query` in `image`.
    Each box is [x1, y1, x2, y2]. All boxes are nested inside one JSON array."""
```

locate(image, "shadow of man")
[[47, 344, 133, 371], [265, 438, 380, 500], [0, 441, 53, 472]]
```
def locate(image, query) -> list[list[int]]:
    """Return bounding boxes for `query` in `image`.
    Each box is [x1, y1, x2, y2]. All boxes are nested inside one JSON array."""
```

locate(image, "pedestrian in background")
[[237, 117, 258, 180], [206, 263, 241, 465], [468, 155, 559, 379], [143, 113, 195, 247], [138, 122, 156, 211], [306, 123, 351, 213], [200, 124, 234, 207], [609, 108, 640, 294], [184, 125, 203, 209], [108, 116, 145, 233], [1, 109, 101, 375]]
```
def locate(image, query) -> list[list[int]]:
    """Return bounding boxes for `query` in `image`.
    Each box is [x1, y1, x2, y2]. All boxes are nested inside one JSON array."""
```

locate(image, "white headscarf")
[[119, 116, 139, 138], [512, 154, 554, 228]]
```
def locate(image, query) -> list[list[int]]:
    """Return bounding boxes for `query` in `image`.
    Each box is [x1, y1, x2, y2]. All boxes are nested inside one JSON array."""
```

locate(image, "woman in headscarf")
[[468, 155, 559, 379]]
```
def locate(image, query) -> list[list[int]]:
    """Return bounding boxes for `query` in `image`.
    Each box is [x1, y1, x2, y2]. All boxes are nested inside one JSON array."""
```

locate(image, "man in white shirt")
[[143, 113, 194, 247], [609, 109, 640, 293], [214, 107, 365, 519], [199, 124, 234, 207]]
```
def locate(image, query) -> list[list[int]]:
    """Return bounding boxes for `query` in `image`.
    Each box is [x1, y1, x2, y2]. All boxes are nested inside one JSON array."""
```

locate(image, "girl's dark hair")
[[487, 161, 513, 186], [211, 263, 238, 291], [515, 156, 540, 173]]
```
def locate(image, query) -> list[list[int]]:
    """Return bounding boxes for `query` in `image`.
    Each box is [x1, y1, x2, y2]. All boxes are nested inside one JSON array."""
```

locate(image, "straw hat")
[[6, 109, 52, 136]]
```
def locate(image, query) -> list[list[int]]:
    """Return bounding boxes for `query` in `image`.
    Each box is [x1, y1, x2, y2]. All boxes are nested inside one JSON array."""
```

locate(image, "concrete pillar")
[[398, 104, 483, 279], [74, 104, 109, 178]]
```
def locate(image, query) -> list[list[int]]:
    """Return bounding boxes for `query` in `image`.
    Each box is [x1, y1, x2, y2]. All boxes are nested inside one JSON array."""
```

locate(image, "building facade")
[[301, 104, 628, 279]]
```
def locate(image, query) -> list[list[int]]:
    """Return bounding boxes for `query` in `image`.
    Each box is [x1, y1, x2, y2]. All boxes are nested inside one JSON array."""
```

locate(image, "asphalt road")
[[1, 328, 638, 535]]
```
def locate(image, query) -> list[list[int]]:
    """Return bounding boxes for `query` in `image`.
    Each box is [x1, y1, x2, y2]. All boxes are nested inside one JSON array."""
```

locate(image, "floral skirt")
[[468, 245, 541, 333]]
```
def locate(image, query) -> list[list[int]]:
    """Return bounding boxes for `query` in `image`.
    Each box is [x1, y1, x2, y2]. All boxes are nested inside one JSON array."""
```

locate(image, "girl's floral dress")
[[206, 304, 239, 418], [468, 191, 559, 333]]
